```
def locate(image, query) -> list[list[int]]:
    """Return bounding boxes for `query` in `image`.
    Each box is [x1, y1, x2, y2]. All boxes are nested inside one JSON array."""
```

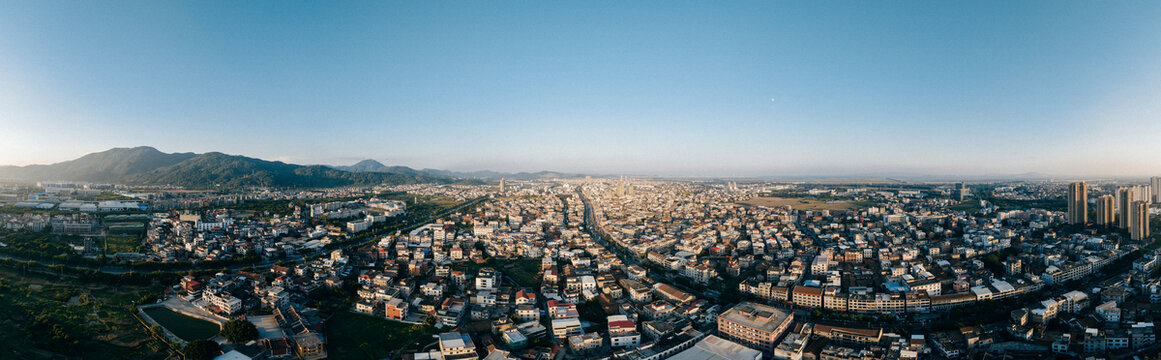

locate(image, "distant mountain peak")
[[330, 159, 426, 176], [353, 159, 385, 166], [110, 145, 160, 152], [0, 147, 470, 188]]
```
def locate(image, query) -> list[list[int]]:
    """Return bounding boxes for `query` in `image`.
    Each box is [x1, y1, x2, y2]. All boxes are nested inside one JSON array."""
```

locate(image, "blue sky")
[[2, 1, 1160, 177]]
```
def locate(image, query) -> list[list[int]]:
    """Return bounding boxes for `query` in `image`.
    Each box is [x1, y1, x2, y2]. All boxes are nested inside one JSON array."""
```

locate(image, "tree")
[[184, 339, 220, 360], [221, 318, 259, 344]]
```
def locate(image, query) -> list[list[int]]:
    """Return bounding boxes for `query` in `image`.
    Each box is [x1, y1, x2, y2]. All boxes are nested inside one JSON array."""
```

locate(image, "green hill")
[[0, 147, 467, 189], [0, 146, 195, 183]]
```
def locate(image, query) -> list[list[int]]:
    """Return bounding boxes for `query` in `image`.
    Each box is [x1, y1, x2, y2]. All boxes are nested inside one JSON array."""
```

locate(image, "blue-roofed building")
[[884, 282, 911, 293]]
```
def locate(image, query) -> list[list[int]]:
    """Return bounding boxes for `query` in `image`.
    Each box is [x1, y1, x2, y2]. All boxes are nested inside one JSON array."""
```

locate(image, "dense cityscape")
[[5, 2, 1161, 360], [1, 166, 1160, 359]]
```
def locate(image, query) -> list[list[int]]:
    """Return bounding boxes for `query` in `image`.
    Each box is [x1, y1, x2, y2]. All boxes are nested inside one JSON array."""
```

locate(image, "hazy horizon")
[[3, 2, 1161, 177], [1, 145, 1156, 182]]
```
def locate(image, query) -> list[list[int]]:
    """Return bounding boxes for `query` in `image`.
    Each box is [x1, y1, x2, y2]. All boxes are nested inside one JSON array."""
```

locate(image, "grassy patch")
[[88, 193, 136, 201], [450, 259, 490, 276], [948, 201, 982, 213], [105, 235, 142, 253], [106, 222, 146, 234], [979, 193, 1067, 212], [326, 310, 439, 360], [495, 258, 543, 288], [736, 197, 864, 211], [0, 269, 169, 359], [451, 258, 542, 288]]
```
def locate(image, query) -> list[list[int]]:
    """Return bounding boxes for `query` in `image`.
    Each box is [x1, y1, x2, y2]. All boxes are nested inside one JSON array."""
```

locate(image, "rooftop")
[[439, 332, 475, 350], [718, 302, 792, 332], [792, 285, 822, 296], [813, 324, 883, 339], [249, 315, 286, 340], [668, 335, 762, 360]]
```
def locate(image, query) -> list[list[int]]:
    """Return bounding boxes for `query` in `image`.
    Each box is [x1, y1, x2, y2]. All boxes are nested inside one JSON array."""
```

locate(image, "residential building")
[[552, 318, 583, 338], [608, 315, 641, 348], [812, 324, 882, 346], [1052, 334, 1071, 353], [292, 331, 327, 360], [385, 298, 408, 321], [1119, 186, 1148, 229], [717, 302, 795, 356], [792, 286, 823, 308], [476, 268, 499, 291], [439, 332, 479, 360], [1131, 200, 1150, 241], [1095, 301, 1120, 323], [203, 289, 244, 316], [1153, 177, 1161, 204], [655, 283, 695, 305], [1096, 195, 1115, 228], [1068, 182, 1087, 225], [515, 304, 539, 322], [567, 333, 602, 354]]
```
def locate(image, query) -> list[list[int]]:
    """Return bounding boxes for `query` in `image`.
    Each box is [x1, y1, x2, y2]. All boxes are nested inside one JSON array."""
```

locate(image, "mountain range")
[[0, 148, 1106, 187], [330, 159, 585, 180], [0, 147, 472, 189]]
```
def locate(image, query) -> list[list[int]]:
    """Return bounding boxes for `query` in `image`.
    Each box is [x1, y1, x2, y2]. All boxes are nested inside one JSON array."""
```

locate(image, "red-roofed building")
[[516, 290, 537, 305], [792, 285, 823, 308], [547, 300, 579, 319], [654, 283, 695, 305], [609, 320, 635, 331], [607, 315, 641, 348], [181, 275, 203, 297]]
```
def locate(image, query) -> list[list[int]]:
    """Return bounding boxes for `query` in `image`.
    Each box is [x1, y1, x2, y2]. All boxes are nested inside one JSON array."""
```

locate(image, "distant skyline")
[[2, 2, 1161, 177]]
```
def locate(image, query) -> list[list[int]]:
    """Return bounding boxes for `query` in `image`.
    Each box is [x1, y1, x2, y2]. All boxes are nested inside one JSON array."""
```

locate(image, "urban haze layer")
[[0, 148, 1158, 360]]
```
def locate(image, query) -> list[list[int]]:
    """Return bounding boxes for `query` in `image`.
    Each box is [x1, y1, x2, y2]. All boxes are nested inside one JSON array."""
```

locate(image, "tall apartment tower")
[[499, 178, 506, 194], [1130, 200, 1150, 241], [1067, 182, 1088, 225], [1118, 187, 1134, 229], [1152, 177, 1161, 204], [1095, 195, 1115, 228]]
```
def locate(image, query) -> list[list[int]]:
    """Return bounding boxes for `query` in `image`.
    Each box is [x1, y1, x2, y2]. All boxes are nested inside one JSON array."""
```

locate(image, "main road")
[[575, 187, 640, 266]]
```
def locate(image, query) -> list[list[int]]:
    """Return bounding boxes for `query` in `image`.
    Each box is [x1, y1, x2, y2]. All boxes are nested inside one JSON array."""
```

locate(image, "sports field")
[[141, 307, 219, 342]]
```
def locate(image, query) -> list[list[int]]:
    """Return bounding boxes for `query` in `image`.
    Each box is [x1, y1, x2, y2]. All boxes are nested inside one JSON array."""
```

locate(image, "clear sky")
[[2, 1, 1160, 177]]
